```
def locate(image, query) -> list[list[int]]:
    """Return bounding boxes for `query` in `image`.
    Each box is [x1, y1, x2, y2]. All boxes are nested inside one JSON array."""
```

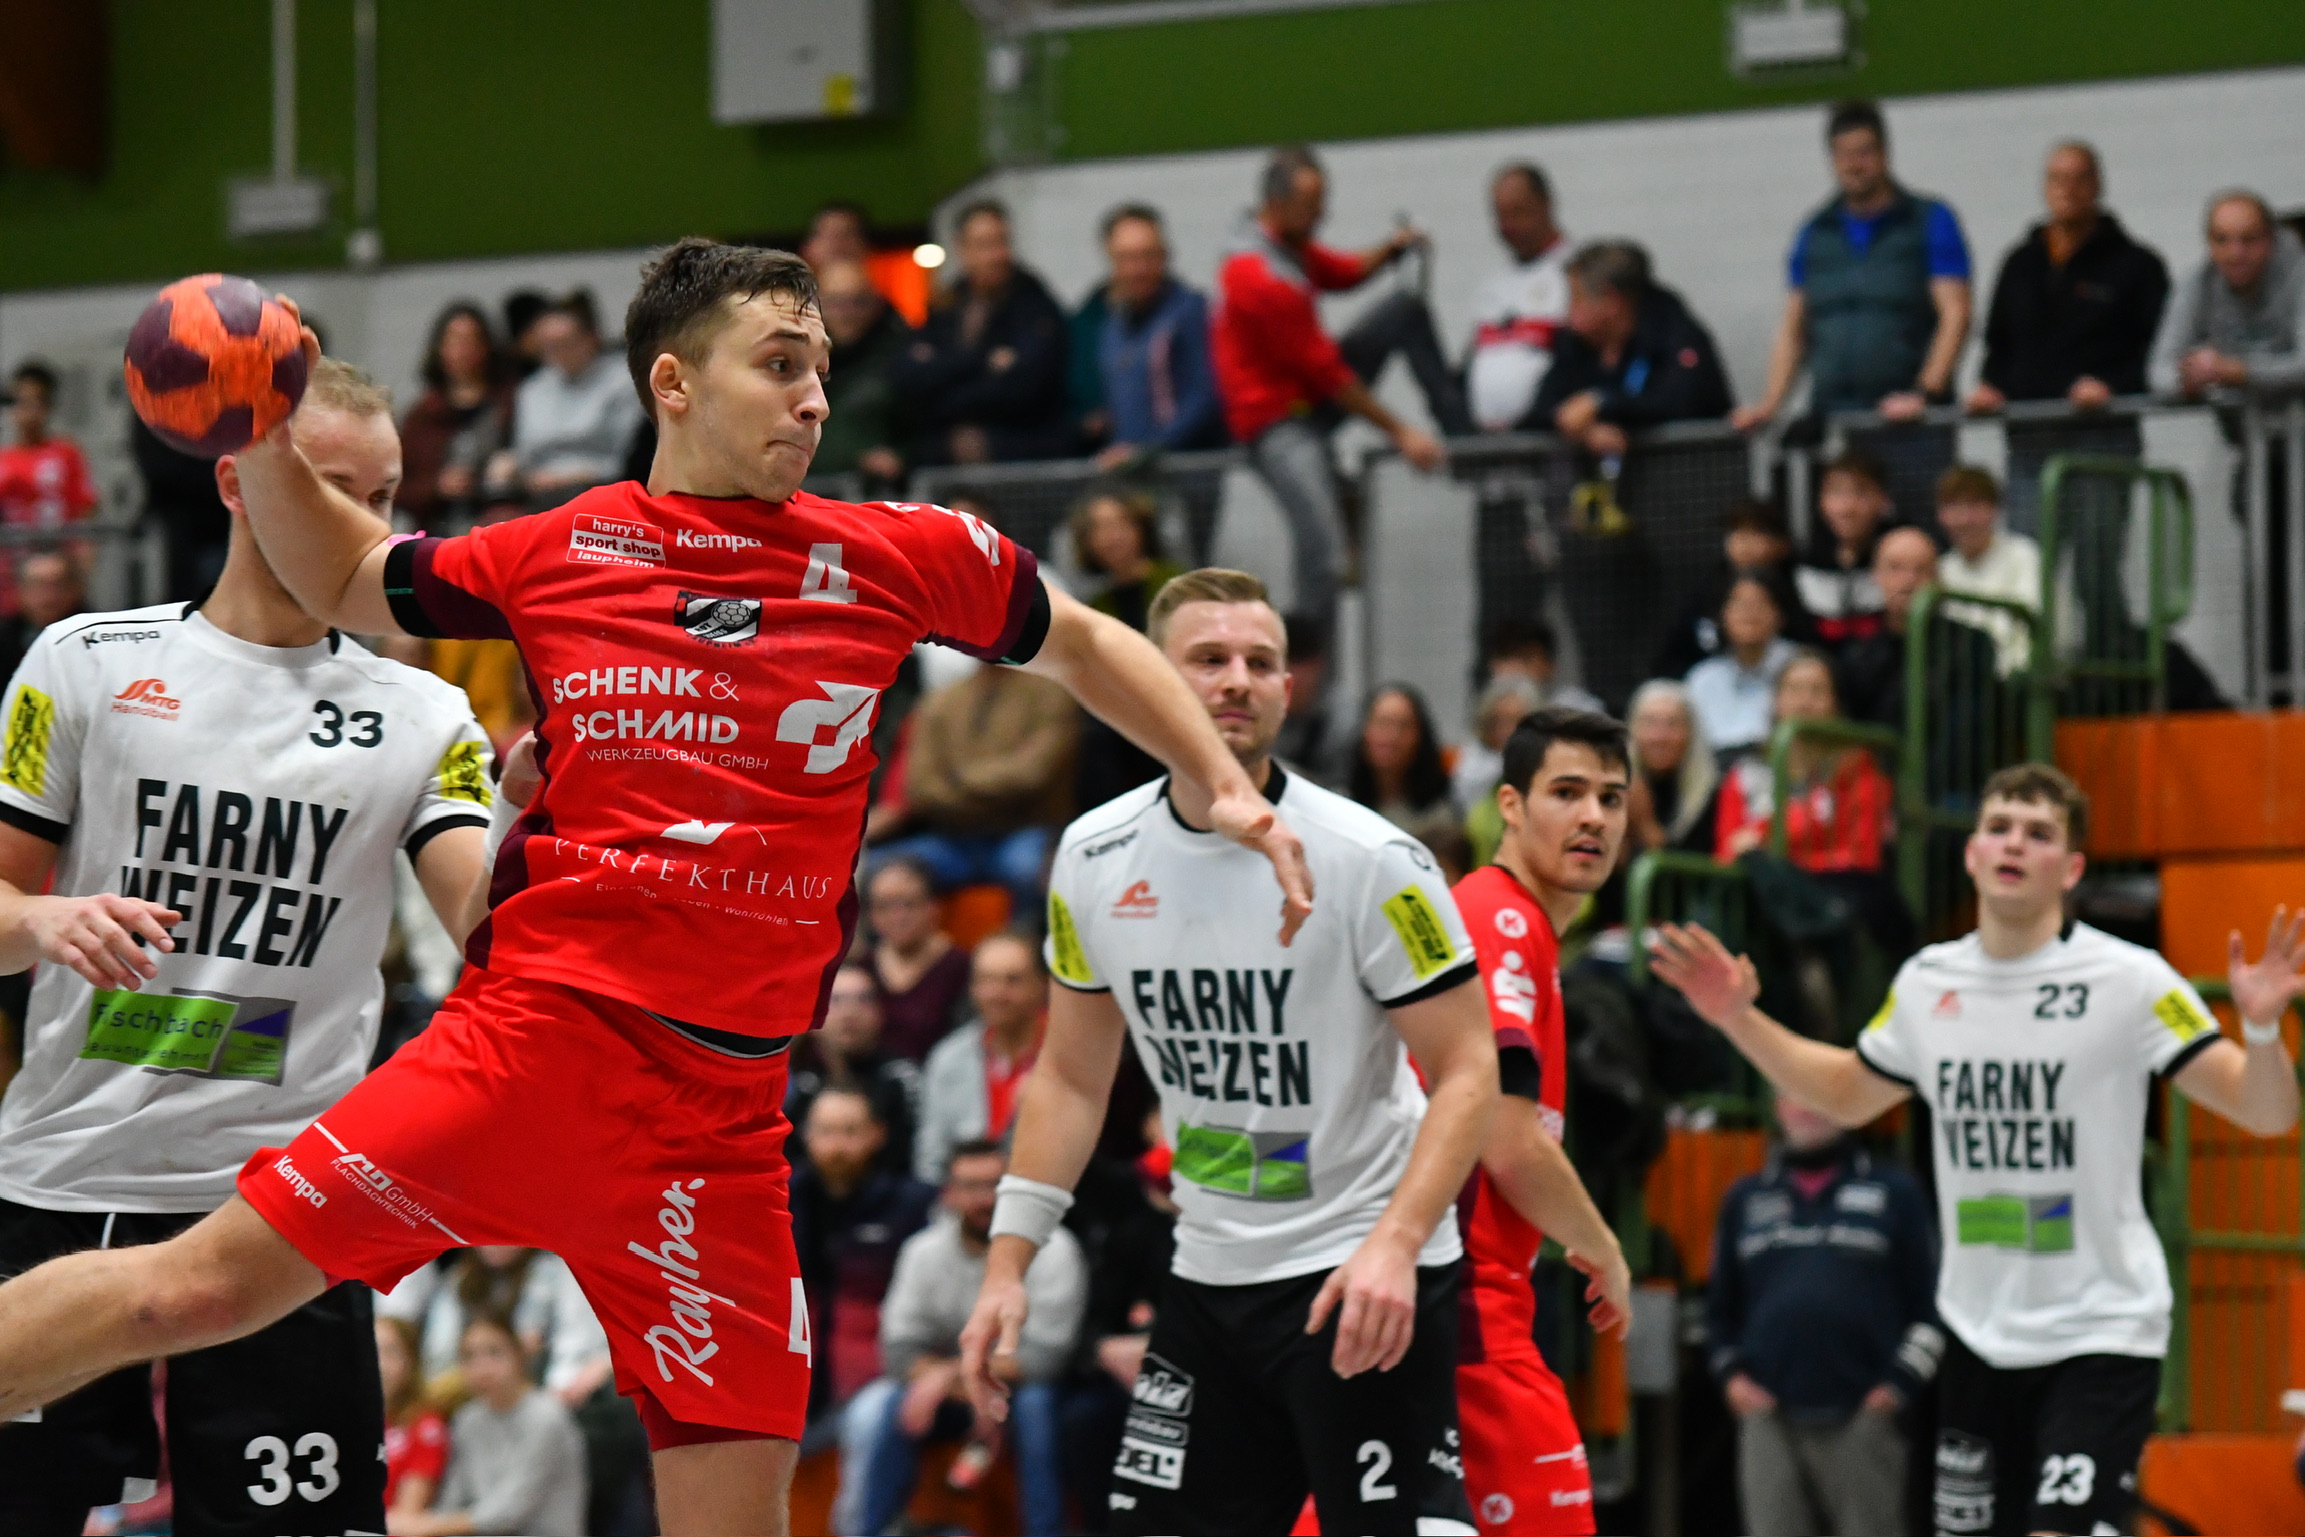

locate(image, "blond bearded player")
[[0, 243, 1311, 1537]]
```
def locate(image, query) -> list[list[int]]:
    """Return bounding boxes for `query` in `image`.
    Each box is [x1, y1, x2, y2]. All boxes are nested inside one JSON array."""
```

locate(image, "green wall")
[[5, 0, 2303, 294]]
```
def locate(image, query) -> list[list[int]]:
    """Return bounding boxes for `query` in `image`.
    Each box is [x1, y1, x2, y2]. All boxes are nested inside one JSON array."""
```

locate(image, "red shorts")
[[1458, 1351, 1595, 1535], [238, 967, 810, 1442]]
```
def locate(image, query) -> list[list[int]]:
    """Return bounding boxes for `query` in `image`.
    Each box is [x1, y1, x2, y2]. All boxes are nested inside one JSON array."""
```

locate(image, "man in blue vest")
[[1735, 99, 1973, 523]]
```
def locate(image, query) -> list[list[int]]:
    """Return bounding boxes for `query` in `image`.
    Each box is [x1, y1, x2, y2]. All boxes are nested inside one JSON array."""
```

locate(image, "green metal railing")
[[2033, 454, 2195, 738], [1625, 850, 1750, 987]]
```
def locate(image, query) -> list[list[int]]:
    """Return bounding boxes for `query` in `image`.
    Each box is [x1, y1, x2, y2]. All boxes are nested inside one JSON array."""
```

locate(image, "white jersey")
[[1044, 766, 1476, 1286], [0, 604, 492, 1212], [1464, 240, 1571, 431], [1854, 922, 2223, 1368]]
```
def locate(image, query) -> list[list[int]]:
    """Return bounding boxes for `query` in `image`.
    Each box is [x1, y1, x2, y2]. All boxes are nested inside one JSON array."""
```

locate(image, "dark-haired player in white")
[[1650, 762, 2300, 1537]]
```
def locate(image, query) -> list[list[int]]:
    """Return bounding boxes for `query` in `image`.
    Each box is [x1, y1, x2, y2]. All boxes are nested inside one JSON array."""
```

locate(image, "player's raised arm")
[[1025, 583, 1313, 942], [959, 980, 1132, 1419], [1649, 921, 1909, 1125], [229, 311, 401, 635], [2173, 907, 2305, 1136]]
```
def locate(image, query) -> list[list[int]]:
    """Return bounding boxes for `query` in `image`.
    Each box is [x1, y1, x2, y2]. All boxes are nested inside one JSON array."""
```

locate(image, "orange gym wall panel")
[[2056, 712, 2305, 859], [2137, 1433, 2305, 1536], [2159, 857, 2305, 978]]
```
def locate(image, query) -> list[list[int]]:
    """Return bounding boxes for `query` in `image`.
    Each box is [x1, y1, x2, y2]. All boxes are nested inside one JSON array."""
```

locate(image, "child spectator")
[[786, 960, 922, 1174], [1797, 451, 1897, 650], [1347, 683, 1462, 865], [381, 1246, 610, 1407], [1626, 679, 1720, 853], [1653, 497, 1816, 679], [1934, 464, 2043, 676], [394, 1312, 587, 1537], [915, 933, 1048, 1183], [378, 1315, 449, 1525], [1685, 572, 1799, 755], [863, 858, 975, 1062], [1715, 650, 1890, 872], [1482, 617, 1603, 714], [397, 303, 513, 532]]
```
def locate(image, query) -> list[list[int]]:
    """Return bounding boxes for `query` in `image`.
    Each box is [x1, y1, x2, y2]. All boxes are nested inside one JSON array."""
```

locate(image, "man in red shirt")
[[0, 240, 1312, 1536], [0, 362, 99, 617], [1212, 144, 1465, 639], [1448, 707, 1637, 1535]]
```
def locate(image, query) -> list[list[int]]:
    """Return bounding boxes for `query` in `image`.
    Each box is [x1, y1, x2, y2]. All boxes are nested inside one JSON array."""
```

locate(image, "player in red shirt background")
[[0, 241, 1313, 1537], [1449, 707, 1638, 1536], [0, 362, 99, 617]]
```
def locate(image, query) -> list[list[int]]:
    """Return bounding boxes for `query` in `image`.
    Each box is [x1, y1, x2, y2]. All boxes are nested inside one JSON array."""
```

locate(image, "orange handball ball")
[[123, 274, 308, 457]]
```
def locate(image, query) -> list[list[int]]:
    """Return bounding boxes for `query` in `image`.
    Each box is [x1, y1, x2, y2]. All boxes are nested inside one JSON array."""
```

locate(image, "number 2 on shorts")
[[1357, 1439, 1398, 1503]]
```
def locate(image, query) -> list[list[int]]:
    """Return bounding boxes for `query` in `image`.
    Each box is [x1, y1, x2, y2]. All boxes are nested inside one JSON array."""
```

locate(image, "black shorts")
[[1933, 1330, 2159, 1537], [0, 1196, 386, 1537], [1108, 1261, 1476, 1537]]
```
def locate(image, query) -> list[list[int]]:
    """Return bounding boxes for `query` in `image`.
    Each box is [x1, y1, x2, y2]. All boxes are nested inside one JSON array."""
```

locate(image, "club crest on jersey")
[[1112, 880, 1159, 917], [110, 678, 181, 719], [1494, 907, 1529, 938], [568, 514, 666, 568], [675, 591, 761, 647]]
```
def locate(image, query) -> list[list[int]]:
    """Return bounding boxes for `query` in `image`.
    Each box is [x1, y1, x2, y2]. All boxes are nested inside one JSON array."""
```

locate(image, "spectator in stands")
[[501, 289, 549, 379], [493, 290, 643, 510], [1836, 526, 1944, 727], [816, 257, 913, 491], [1796, 450, 1894, 649], [1626, 679, 1719, 854], [1653, 497, 1815, 679], [1708, 1092, 1940, 1537], [1465, 162, 1572, 433], [133, 413, 232, 601], [1484, 616, 1603, 712], [892, 199, 1073, 465], [378, 1315, 449, 1528], [1685, 571, 1799, 756], [801, 199, 872, 271], [382, 1245, 611, 1410], [1967, 142, 2169, 534], [915, 933, 1048, 1183], [1272, 617, 1349, 787], [1934, 465, 2042, 676], [398, 303, 514, 532], [787, 960, 921, 1174], [393, 1312, 588, 1537], [1348, 683, 1461, 862], [1457, 673, 1543, 869], [1090, 204, 1225, 469], [864, 857, 975, 1062], [1527, 240, 1733, 448], [1071, 488, 1178, 808], [0, 362, 97, 548], [880, 659, 1078, 919], [1715, 651, 1891, 874], [0, 547, 83, 680], [1213, 144, 1460, 632], [857, 1139, 1085, 1537], [1735, 100, 1971, 523], [792, 1088, 937, 1455]]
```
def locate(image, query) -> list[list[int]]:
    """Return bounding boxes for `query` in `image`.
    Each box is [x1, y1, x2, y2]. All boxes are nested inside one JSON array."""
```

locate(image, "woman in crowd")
[[785, 958, 921, 1174], [378, 1315, 449, 1527], [1348, 684, 1463, 870], [389, 1312, 587, 1537], [1626, 679, 1720, 854], [1071, 487, 1178, 807], [863, 856, 974, 1062], [1685, 571, 1799, 757], [397, 302, 514, 532], [1713, 650, 1891, 872], [381, 1246, 611, 1406]]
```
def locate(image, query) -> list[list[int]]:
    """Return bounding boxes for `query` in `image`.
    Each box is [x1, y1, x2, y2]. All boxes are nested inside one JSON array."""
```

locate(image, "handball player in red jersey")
[[0, 240, 1312, 1536], [1448, 708, 1637, 1535]]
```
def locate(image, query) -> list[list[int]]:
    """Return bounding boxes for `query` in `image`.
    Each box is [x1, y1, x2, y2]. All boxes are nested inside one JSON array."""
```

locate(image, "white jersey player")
[[0, 361, 495, 1537], [961, 568, 1498, 1536], [1650, 762, 2300, 1537]]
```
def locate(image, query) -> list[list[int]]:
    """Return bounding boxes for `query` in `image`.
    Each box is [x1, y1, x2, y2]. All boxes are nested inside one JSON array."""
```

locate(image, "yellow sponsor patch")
[[1863, 989, 1897, 1034], [1048, 892, 1094, 986], [2, 685, 55, 797], [436, 740, 493, 807], [2153, 987, 2215, 1042], [1382, 885, 1458, 980]]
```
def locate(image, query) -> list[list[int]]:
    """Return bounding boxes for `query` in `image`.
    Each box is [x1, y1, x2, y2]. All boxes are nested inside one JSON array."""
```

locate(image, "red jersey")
[[0, 438, 97, 530], [1211, 229, 1373, 442], [1448, 864, 1568, 1363], [384, 1410, 448, 1507], [1713, 750, 1891, 873], [385, 483, 1042, 1037]]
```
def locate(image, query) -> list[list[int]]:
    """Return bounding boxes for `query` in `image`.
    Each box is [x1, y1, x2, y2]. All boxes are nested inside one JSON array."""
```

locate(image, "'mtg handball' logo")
[[110, 678, 182, 719]]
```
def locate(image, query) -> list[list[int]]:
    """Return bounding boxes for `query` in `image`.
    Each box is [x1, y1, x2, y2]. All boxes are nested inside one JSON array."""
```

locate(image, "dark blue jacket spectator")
[[1102, 279, 1225, 454], [890, 199, 1073, 464], [1527, 244, 1732, 433]]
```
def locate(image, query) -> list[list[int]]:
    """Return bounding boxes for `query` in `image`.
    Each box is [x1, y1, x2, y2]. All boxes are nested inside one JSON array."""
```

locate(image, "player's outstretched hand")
[[1307, 1234, 1417, 1378], [1569, 1246, 1632, 1340], [25, 893, 180, 991], [1208, 793, 1315, 945], [500, 731, 541, 810], [2229, 904, 2305, 1029], [1648, 922, 1760, 1030], [958, 1266, 1031, 1424]]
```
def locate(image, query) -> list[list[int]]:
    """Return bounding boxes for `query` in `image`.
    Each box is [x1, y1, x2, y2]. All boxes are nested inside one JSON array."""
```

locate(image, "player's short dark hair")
[[1101, 202, 1165, 241], [1979, 762, 2089, 848], [1147, 567, 1279, 649], [1500, 707, 1631, 794], [1493, 162, 1551, 204], [1565, 240, 1651, 301], [9, 360, 58, 400], [625, 238, 820, 418], [1485, 616, 1558, 663], [1937, 464, 2001, 508], [1262, 144, 1324, 207], [947, 1138, 1006, 1176], [1827, 98, 1886, 145], [1724, 495, 1791, 539], [955, 198, 1010, 235], [1820, 447, 1888, 496]]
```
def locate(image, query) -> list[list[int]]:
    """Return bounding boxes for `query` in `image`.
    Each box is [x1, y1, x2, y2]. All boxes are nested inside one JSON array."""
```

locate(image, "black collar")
[[1163, 760, 1288, 834]]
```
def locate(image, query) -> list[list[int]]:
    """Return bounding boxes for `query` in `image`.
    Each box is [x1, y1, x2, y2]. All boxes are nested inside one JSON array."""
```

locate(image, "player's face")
[[1499, 741, 1629, 896], [1161, 600, 1291, 764], [293, 406, 402, 526], [1964, 795, 2085, 916], [684, 292, 830, 503]]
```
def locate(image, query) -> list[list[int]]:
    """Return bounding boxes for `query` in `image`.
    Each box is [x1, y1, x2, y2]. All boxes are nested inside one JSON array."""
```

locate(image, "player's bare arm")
[[1480, 1096, 1632, 1337], [1305, 977, 1497, 1378], [0, 821, 177, 991], [2171, 906, 2305, 1136], [1025, 583, 1314, 943], [1650, 921, 1909, 1125], [416, 733, 536, 947], [959, 981, 1131, 1418]]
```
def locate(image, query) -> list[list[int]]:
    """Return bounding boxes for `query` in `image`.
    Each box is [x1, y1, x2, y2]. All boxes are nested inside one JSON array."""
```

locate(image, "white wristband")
[[989, 1174, 1074, 1250], [484, 788, 523, 860], [2242, 1016, 2285, 1046]]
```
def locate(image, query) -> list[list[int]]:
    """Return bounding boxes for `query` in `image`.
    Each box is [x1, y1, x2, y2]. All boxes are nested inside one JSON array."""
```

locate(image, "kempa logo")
[[110, 678, 181, 718], [272, 1155, 327, 1207], [84, 628, 162, 648], [1112, 880, 1159, 917], [676, 529, 763, 551]]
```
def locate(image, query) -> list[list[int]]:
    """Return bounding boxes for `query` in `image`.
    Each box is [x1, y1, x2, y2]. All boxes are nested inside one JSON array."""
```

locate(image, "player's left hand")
[[2229, 905, 2305, 1030], [1307, 1233, 1417, 1377], [1209, 793, 1315, 945], [1648, 922, 1761, 1030], [959, 1264, 1032, 1423], [1569, 1246, 1632, 1339]]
